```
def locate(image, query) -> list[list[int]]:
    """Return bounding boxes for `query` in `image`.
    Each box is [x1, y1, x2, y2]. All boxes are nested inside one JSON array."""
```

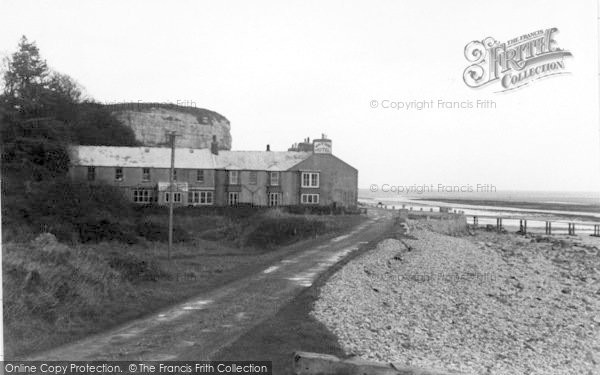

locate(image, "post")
[[496, 218, 502, 232], [167, 131, 177, 262], [519, 219, 527, 235]]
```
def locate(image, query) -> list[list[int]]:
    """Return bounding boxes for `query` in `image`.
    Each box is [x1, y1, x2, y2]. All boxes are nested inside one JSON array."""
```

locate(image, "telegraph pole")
[[167, 131, 177, 262]]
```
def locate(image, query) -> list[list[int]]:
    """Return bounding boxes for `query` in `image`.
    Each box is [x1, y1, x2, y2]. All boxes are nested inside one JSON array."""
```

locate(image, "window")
[[188, 190, 214, 205], [172, 169, 177, 181], [196, 169, 204, 182], [249, 171, 258, 185], [301, 172, 319, 188], [301, 193, 320, 204], [115, 167, 123, 181], [229, 171, 239, 185], [86, 166, 95, 181], [133, 189, 152, 203], [142, 168, 150, 182], [165, 192, 182, 203], [269, 192, 282, 207], [228, 192, 239, 206], [270, 171, 279, 186]]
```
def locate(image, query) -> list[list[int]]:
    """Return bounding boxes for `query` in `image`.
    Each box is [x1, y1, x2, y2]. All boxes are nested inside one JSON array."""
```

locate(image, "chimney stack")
[[211, 135, 219, 155], [266, 144, 271, 151]]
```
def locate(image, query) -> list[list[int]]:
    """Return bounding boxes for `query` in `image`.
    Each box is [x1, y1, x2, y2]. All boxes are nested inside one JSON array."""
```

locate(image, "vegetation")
[[0, 36, 365, 358], [4, 211, 364, 358], [1, 36, 139, 242]]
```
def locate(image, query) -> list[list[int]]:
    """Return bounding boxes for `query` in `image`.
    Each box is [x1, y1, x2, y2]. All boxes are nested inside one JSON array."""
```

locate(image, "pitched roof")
[[69, 146, 311, 171], [216, 151, 311, 171], [69, 146, 219, 169]]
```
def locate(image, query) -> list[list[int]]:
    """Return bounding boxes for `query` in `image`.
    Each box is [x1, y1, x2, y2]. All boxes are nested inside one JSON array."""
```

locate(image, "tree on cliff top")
[[1, 36, 138, 182], [1, 36, 72, 181]]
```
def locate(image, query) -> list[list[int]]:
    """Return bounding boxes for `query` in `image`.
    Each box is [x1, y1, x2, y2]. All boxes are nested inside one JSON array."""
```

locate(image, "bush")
[[284, 205, 360, 215], [78, 219, 138, 244], [24, 179, 136, 243], [135, 220, 190, 243], [243, 216, 327, 248], [106, 251, 165, 282]]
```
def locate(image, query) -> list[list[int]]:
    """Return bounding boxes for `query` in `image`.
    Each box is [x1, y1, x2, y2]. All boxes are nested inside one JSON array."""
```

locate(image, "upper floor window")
[[249, 171, 258, 185], [301, 172, 319, 188], [87, 166, 95, 181], [229, 170, 239, 185], [270, 171, 279, 186], [142, 168, 150, 182], [172, 169, 177, 181], [115, 167, 123, 181], [196, 169, 204, 182]]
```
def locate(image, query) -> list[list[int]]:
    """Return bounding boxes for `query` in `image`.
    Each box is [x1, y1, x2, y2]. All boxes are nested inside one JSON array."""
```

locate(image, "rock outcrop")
[[107, 103, 232, 150]]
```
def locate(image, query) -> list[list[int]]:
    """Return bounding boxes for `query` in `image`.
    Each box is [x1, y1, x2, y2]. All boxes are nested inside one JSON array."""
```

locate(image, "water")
[[359, 189, 600, 235]]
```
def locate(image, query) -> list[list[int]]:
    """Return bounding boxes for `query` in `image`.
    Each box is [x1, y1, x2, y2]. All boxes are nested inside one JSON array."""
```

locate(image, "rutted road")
[[31, 210, 393, 360]]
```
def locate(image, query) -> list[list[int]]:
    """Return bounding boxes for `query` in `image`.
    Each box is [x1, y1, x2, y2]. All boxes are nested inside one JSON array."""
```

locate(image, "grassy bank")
[[3, 209, 365, 358]]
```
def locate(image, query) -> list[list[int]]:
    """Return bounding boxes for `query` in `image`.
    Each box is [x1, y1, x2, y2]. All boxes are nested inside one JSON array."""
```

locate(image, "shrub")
[[24, 179, 137, 243], [106, 251, 165, 282], [78, 219, 138, 244], [135, 220, 190, 243], [243, 216, 327, 248]]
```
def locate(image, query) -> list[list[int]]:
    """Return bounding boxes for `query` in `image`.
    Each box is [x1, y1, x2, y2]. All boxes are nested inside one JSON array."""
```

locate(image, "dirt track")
[[29, 210, 393, 360]]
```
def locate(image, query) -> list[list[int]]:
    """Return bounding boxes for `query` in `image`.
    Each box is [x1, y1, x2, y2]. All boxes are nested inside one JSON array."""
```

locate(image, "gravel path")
[[311, 225, 600, 375]]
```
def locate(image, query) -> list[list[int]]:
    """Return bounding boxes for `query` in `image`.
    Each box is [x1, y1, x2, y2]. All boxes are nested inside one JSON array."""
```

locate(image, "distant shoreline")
[[358, 195, 600, 222], [412, 197, 600, 214]]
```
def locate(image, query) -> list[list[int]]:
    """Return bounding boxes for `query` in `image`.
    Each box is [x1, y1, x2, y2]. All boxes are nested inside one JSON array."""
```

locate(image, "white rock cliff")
[[110, 104, 232, 150]]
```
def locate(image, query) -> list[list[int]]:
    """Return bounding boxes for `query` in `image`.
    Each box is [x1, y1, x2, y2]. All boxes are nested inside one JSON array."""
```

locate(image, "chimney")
[[211, 135, 219, 155], [266, 144, 271, 151]]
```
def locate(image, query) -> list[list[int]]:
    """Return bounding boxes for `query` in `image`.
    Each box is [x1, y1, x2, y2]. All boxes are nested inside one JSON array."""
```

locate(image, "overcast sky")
[[1, 0, 599, 192]]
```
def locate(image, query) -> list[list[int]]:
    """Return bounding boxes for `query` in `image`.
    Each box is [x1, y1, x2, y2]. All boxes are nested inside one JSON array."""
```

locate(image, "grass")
[[3, 211, 365, 358]]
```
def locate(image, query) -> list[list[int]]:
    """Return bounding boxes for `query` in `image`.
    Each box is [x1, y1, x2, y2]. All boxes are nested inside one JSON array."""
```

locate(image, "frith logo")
[[463, 28, 572, 92]]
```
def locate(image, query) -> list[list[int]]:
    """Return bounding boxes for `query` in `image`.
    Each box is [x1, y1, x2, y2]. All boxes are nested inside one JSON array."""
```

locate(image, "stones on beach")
[[311, 228, 600, 375]]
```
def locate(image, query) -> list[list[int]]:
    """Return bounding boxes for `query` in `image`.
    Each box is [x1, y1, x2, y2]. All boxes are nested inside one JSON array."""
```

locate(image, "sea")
[[358, 189, 600, 235]]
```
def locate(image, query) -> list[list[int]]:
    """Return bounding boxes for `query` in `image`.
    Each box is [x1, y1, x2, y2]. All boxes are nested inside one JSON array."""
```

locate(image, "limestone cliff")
[[107, 103, 232, 150]]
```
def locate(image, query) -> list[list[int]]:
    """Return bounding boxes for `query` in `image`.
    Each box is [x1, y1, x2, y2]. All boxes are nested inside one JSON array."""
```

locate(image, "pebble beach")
[[311, 221, 600, 375]]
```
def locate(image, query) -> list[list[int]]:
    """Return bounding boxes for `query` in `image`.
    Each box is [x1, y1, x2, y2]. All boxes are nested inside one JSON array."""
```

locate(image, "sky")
[[1, 0, 599, 192]]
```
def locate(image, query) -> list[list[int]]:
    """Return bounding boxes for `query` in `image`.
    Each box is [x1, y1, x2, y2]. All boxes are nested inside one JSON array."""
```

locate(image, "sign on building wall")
[[158, 182, 189, 192], [313, 140, 332, 154]]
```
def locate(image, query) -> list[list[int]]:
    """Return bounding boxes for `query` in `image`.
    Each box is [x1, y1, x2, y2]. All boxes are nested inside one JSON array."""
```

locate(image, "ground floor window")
[[188, 190, 214, 205], [165, 192, 182, 203], [228, 192, 239, 206], [301, 193, 319, 204], [269, 192, 282, 206], [133, 189, 153, 203]]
